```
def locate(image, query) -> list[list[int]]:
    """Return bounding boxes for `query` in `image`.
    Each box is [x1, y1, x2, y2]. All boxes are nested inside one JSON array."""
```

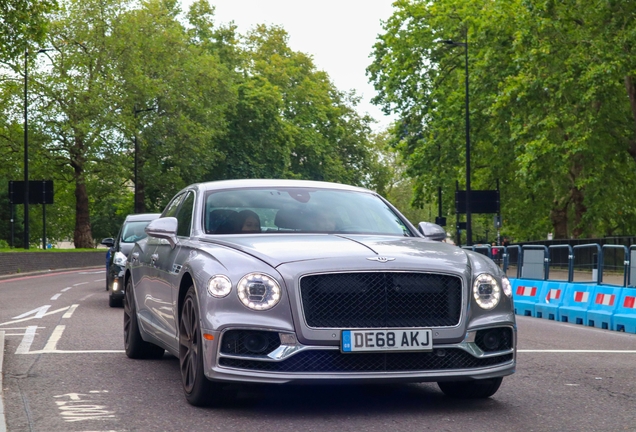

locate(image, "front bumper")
[[202, 326, 516, 384]]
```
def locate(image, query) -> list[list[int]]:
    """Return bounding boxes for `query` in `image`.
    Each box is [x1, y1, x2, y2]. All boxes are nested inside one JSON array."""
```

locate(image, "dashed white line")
[[62, 304, 79, 319], [73, 282, 89, 287], [15, 326, 38, 354], [79, 293, 95, 301], [61, 287, 72, 292], [50, 294, 62, 301], [42, 325, 65, 352], [518, 349, 636, 353]]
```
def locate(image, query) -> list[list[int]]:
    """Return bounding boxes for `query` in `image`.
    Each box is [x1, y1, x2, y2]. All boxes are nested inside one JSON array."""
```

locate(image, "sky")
[[181, 0, 397, 131]]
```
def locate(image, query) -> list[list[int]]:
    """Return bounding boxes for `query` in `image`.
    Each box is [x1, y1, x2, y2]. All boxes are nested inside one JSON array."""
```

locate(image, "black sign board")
[[435, 216, 447, 227], [456, 222, 467, 230], [8, 180, 54, 204], [455, 190, 499, 214]]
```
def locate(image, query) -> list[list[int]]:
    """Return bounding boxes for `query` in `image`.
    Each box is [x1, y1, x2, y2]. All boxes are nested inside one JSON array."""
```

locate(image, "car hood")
[[202, 234, 469, 270]]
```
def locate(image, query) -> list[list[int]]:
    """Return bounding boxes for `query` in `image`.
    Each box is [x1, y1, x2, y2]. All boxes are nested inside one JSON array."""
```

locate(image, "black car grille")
[[219, 349, 513, 373], [300, 272, 463, 328]]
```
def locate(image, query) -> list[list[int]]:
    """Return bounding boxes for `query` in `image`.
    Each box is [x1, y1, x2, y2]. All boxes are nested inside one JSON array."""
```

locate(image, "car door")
[[150, 190, 195, 350], [136, 194, 184, 341]]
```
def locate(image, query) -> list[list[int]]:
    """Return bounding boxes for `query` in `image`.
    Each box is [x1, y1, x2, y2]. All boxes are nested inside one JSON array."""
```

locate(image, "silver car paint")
[[128, 179, 516, 385]]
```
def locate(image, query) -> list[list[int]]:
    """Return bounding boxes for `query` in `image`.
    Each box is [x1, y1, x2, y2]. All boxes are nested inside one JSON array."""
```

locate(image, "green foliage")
[[369, 0, 636, 241]]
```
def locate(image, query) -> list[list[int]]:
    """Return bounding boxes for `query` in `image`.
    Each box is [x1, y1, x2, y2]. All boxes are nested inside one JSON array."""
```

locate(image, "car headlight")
[[472, 273, 501, 310], [501, 276, 512, 298], [237, 273, 281, 311], [113, 251, 127, 267], [207, 275, 232, 298]]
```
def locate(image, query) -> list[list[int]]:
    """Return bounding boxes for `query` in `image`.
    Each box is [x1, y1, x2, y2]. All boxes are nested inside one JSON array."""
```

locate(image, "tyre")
[[108, 294, 122, 308], [123, 278, 165, 359], [179, 286, 221, 407], [437, 377, 503, 399]]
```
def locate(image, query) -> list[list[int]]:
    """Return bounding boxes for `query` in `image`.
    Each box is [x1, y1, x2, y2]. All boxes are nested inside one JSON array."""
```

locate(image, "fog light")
[[244, 332, 270, 354], [482, 329, 501, 351], [112, 279, 119, 291]]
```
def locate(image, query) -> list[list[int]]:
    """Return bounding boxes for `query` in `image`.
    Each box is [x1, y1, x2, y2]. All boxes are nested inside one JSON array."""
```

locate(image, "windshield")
[[203, 187, 413, 236], [121, 221, 152, 243]]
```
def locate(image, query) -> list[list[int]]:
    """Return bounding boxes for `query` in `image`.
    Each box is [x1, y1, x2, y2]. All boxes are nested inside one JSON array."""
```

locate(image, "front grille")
[[300, 272, 462, 328], [219, 349, 513, 372]]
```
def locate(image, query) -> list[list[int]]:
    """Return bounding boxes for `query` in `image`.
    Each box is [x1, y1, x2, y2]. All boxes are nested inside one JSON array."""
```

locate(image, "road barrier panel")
[[558, 283, 596, 325], [535, 281, 567, 321], [511, 278, 545, 317], [586, 285, 622, 330], [613, 288, 636, 333]]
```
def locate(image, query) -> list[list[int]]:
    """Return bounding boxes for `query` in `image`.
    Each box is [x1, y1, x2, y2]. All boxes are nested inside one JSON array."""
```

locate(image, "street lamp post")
[[24, 47, 55, 249], [133, 106, 155, 214], [440, 38, 472, 246]]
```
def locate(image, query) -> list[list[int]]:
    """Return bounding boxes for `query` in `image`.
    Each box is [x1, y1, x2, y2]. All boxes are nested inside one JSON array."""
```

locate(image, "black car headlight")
[[237, 273, 281, 311], [472, 273, 501, 310], [113, 251, 127, 267]]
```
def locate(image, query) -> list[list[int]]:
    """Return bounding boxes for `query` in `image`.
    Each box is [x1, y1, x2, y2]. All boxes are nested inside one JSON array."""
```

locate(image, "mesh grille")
[[300, 272, 462, 328], [219, 349, 513, 372], [220, 330, 281, 355]]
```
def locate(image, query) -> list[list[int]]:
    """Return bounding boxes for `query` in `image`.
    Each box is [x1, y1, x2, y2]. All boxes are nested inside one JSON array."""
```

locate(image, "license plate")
[[341, 328, 433, 353]]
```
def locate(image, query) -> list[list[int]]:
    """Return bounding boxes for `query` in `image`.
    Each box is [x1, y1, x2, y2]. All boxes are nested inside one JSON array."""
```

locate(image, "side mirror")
[[101, 238, 115, 248], [145, 217, 178, 249], [417, 222, 447, 242]]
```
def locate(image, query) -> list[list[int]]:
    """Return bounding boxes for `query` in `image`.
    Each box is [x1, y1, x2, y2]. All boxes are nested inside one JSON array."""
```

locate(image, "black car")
[[101, 213, 160, 307]]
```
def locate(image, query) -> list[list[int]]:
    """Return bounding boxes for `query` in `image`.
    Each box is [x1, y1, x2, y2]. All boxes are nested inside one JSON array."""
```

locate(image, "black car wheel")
[[437, 377, 503, 399], [123, 278, 165, 359], [179, 286, 220, 406]]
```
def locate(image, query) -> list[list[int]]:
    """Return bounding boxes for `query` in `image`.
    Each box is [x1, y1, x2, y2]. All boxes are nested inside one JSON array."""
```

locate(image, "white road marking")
[[93, 279, 105, 282], [73, 282, 89, 287], [0, 306, 70, 327], [518, 349, 636, 353], [79, 271, 105, 274], [50, 294, 62, 301], [0, 330, 5, 432], [15, 326, 38, 354], [24, 349, 123, 354], [12, 305, 51, 319], [79, 293, 95, 301], [54, 392, 116, 423], [42, 325, 65, 352], [62, 304, 79, 319], [61, 287, 72, 292]]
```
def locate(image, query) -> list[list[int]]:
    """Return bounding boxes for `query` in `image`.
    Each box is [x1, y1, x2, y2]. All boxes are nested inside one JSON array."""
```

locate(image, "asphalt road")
[[1, 269, 635, 432]]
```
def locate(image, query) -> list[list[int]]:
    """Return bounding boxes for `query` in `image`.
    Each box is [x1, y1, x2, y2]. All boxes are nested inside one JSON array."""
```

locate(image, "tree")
[[369, 0, 636, 240]]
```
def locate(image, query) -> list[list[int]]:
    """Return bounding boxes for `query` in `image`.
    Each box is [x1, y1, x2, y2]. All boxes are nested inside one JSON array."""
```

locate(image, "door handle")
[[131, 252, 139, 263]]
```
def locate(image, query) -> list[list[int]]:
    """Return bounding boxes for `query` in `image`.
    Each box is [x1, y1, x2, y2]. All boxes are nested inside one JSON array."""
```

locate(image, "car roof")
[[123, 213, 161, 222], [188, 179, 373, 194]]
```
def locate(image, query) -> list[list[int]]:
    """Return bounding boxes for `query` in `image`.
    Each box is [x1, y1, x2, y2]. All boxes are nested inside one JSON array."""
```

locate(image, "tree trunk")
[[570, 186, 587, 238], [549, 202, 568, 239], [623, 75, 636, 161], [71, 137, 94, 248]]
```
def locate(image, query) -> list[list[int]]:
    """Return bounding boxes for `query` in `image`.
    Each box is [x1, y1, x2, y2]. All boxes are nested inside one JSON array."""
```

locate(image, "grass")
[[0, 248, 106, 253]]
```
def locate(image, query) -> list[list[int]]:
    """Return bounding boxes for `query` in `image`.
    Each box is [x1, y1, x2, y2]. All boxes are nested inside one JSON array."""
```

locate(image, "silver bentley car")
[[124, 179, 516, 406]]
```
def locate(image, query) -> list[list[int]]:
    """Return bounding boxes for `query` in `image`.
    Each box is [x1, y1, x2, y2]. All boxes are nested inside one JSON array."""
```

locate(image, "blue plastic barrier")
[[613, 288, 636, 333], [512, 278, 545, 317], [586, 285, 622, 330], [535, 281, 567, 321], [558, 283, 596, 325]]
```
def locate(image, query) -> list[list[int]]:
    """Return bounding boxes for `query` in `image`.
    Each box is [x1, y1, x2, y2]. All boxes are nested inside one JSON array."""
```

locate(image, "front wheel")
[[180, 286, 221, 407], [437, 377, 503, 399], [123, 278, 165, 359]]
